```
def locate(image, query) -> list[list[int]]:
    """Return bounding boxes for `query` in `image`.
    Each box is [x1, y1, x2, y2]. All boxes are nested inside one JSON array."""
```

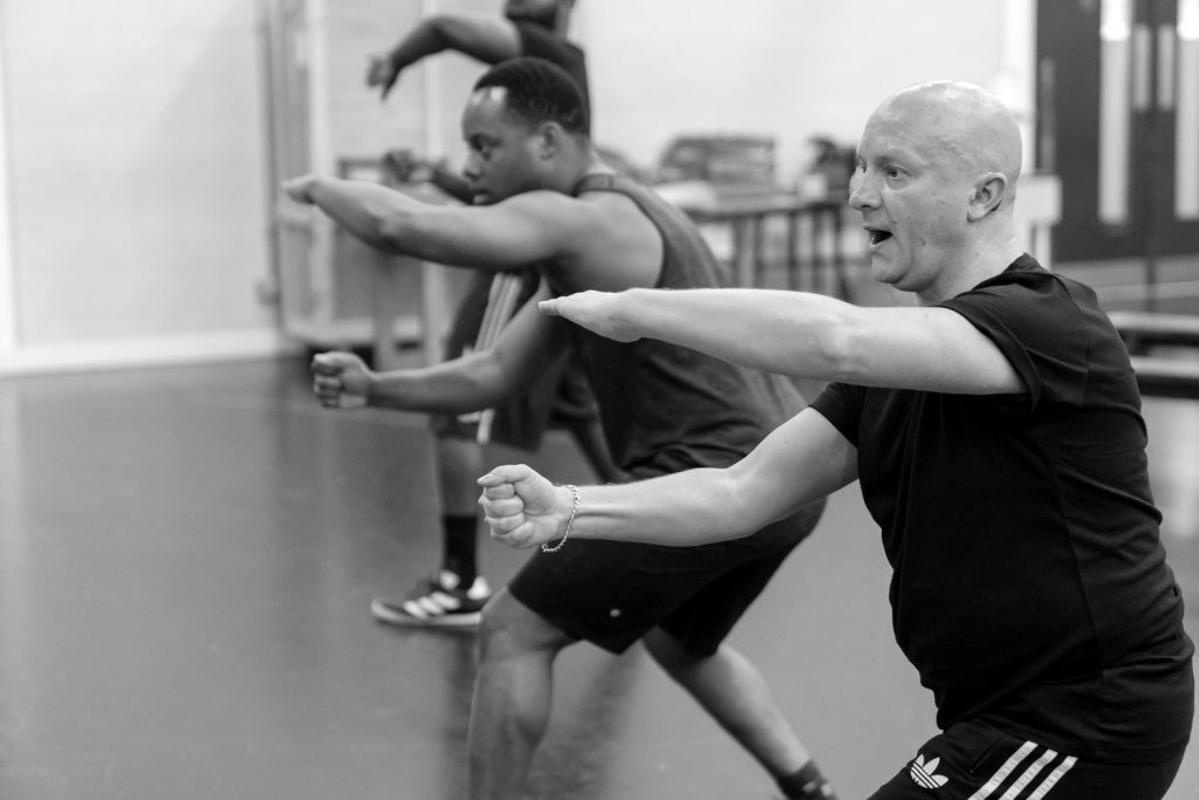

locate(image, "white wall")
[[0, 0, 279, 374], [576, 1, 1034, 181], [0, 0, 1036, 375]]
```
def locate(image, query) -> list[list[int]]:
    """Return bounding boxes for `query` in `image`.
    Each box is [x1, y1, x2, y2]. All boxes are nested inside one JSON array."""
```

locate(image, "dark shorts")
[[431, 270, 599, 452], [508, 499, 826, 656], [869, 718, 1186, 800]]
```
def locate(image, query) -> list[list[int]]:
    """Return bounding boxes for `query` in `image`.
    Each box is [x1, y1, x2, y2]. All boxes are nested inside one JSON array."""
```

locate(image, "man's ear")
[[967, 172, 1008, 221], [536, 122, 562, 160]]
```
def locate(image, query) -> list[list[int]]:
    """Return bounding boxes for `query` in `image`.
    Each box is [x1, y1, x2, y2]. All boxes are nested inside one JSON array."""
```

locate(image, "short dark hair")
[[473, 57, 589, 136]]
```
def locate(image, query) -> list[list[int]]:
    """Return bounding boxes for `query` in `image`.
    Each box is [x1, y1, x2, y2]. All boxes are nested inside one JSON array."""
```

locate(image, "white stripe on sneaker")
[[403, 600, 431, 620], [998, 749, 1059, 799], [968, 741, 1038, 800], [1027, 756, 1077, 799]]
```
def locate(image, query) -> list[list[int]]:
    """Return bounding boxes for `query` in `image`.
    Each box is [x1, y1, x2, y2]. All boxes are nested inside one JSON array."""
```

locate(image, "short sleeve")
[[809, 382, 865, 445], [940, 268, 1093, 410]]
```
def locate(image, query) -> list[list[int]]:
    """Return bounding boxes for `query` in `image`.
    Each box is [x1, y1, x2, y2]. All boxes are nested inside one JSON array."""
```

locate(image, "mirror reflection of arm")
[[484, 408, 857, 548], [543, 288, 1023, 395], [368, 285, 565, 413]]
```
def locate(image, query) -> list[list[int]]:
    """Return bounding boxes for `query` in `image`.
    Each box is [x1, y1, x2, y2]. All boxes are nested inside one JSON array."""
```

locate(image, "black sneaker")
[[370, 570, 491, 628]]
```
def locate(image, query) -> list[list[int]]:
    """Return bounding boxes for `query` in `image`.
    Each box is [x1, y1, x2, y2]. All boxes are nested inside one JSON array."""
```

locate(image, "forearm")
[[305, 176, 422, 253], [384, 17, 452, 72], [564, 468, 769, 547], [387, 15, 518, 71], [367, 350, 508, 413], [303, 176, 517, 269], [617, 288, 859, 379]]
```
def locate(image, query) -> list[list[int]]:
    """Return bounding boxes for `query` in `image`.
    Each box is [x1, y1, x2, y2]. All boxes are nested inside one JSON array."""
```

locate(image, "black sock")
[[777, 760, 837, 800], [441, 514, 478, 585]]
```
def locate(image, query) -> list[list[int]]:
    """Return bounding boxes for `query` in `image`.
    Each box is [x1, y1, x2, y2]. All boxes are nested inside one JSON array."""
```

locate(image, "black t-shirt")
[[810, 255, 1193, 762], [514, 22, 590, 134]]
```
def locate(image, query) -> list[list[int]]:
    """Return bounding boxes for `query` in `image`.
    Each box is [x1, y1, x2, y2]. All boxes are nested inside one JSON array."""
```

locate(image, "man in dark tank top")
[[361, 0, 624, 633], [285, 58, 838, 800]]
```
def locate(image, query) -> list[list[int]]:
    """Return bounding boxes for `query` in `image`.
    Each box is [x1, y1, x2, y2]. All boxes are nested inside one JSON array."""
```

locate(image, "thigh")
[[869, 719, 1186, 800], [658, 502, 824, 656]]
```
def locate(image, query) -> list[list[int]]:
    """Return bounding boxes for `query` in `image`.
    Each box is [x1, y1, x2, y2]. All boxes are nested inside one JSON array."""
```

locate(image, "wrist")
[[557, 484, 576, 535], [542, 484, 580, 553], [363, 372, 379, 406]]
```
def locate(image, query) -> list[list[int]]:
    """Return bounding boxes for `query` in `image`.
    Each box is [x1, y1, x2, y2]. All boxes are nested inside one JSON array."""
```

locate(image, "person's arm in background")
[[366, 15, 522, 101], [479, 407, 858, 548], [312, 284, 566, 414], [540, 288, 1024, 395]]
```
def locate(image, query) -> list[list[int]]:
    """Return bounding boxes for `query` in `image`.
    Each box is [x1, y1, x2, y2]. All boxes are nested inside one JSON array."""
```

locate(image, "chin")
[[868, 258, 898, 285]]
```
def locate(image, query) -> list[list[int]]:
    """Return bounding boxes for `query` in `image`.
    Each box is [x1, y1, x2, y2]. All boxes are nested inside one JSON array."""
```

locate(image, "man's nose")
[[848, 171, 876, 211], [461, 152, 482, 180]]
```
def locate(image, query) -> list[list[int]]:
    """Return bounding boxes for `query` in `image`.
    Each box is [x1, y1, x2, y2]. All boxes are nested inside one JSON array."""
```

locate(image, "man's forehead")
[[859, 114, 928, 161], [469, 86, 509, 107]]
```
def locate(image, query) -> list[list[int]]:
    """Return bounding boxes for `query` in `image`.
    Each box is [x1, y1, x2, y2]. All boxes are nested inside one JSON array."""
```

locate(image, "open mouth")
[[866, 228, 893, 246]]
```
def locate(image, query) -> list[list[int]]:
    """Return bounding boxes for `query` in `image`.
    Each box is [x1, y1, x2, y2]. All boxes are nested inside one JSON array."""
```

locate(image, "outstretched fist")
[[478, 464, 572, 549], [538, 291, 640, 342], [311, 351, 373, 409]]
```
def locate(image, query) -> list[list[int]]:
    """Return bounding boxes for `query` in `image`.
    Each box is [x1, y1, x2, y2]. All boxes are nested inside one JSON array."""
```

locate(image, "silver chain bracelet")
[[541, 484, 580, 553]]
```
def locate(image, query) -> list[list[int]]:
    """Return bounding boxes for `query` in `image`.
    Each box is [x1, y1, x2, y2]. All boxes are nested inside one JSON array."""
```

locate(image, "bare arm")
[[282, 174, 596, 274], [367, 15, 521, 100], [480, 408, 858, 548], [541, 287, 1023, 395], [313, 286, 567, 413]]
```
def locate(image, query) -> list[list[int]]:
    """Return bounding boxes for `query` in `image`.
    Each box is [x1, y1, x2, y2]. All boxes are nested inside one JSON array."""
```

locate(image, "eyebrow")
[[866, 144, 926, 169]]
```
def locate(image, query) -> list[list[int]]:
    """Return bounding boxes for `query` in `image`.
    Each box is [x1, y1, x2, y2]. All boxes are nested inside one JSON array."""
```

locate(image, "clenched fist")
[[478, 464, 575, 549], [311, 351, 373, 409]]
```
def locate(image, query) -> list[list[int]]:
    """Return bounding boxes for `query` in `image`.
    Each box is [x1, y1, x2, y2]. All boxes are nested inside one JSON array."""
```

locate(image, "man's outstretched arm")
[[313, 286, 566, 413], [282, 174, 589, 272], [367, 15, 522, 100], [480, 407, 857, 549], [541, 288, 1024, 395]]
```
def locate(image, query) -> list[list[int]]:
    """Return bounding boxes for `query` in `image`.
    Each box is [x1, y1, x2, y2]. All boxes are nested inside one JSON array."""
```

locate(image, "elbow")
[[710, 469, 765, 540], [811, 307, 867, 382], [376, 211, 420, 255], [426, 15, 453, 45], [463, 350, 517, 410]]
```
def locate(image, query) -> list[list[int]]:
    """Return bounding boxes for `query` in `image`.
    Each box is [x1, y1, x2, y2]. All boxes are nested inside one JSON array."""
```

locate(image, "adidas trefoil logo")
[[909, 753, 949, 790]]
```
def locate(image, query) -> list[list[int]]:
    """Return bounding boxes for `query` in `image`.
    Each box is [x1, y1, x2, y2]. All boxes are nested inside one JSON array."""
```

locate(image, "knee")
[[476, 589, 570, 663], [476, 593, 519, 661]]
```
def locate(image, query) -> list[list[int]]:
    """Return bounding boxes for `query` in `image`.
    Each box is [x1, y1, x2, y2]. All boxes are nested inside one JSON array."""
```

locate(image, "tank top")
[[565, 173, 803, 476]]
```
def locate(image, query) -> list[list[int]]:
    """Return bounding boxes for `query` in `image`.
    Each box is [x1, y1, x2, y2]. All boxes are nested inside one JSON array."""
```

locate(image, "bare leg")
[[468, 588, 576, 800], [642, 628, 811, 780]]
